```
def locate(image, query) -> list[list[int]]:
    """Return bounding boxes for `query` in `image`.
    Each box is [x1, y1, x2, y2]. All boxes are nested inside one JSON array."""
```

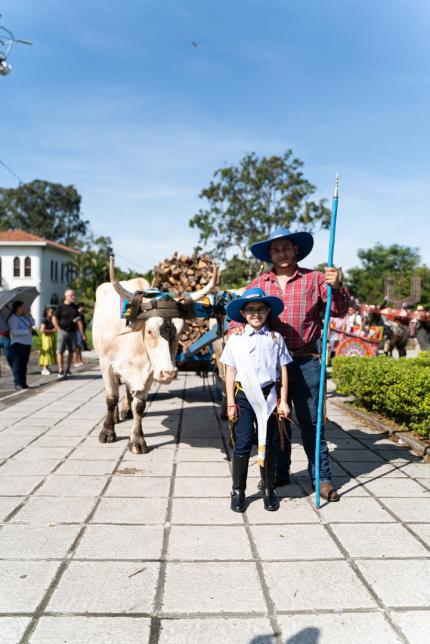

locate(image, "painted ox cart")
[[329, 321, 384, 357]]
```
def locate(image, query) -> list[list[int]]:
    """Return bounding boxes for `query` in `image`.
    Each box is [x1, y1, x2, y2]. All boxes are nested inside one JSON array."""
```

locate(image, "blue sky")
[[1, 0, 429, 274]]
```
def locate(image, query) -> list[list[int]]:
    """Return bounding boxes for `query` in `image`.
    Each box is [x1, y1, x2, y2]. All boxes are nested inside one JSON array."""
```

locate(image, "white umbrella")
[[0, 287, 39, 324]]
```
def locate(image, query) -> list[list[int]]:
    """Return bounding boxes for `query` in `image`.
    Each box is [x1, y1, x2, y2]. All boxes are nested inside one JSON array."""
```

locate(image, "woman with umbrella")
[[8, 300, 35, 390]]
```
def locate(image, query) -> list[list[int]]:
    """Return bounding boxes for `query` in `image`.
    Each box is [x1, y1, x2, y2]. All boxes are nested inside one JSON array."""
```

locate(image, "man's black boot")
[[231, 454, 249, 513], [260, 450, 280, 512]]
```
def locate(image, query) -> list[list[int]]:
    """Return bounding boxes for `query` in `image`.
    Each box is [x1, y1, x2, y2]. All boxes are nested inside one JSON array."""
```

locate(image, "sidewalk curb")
[[330, 398, 429, 456]]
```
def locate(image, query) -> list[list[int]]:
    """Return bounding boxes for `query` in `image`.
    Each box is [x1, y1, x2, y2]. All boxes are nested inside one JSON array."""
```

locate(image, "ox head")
[[109, 256, 217, 384]]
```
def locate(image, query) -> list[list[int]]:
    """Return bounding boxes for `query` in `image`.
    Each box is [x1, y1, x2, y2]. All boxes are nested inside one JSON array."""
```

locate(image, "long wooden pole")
[[315, 175, 339, 509]]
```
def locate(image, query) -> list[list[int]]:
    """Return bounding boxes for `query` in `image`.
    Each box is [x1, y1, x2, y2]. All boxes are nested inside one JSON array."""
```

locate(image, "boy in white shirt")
[[220, 288, 292, 513]]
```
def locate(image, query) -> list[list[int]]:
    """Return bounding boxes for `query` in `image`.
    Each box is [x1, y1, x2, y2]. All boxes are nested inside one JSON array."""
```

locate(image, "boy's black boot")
[[231, 454, 249, 513], [260, 449, 280, 512]]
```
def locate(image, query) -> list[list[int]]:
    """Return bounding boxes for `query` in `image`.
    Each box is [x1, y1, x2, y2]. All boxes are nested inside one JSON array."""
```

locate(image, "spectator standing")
[[53, 289, 85, 379], [0, 314, 13, 371], [415, 306, 430, 353], [39, 307, 57, 375], [8, 300, 35, 390], [74, 302, 87, 366]]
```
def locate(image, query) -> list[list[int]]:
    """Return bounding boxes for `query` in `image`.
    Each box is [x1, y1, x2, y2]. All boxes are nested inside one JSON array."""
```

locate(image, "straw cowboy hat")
[[250, 227, 314, 263]]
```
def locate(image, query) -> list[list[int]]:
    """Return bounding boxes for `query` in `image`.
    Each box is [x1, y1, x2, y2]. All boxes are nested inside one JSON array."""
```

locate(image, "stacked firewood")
[[152, 253, 218, 352]]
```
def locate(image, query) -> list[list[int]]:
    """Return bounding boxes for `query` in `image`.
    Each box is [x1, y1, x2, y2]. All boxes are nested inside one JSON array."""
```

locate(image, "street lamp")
[[0, 15, 32, 76]]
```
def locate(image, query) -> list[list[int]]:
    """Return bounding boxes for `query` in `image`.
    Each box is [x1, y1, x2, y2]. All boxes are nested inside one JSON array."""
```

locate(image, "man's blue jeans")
[[273, 356, 332, 484]]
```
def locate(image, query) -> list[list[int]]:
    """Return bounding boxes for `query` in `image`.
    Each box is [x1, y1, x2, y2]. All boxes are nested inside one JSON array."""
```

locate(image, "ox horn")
[[188, 264, 219, 302], [109, 256, 134, 301]]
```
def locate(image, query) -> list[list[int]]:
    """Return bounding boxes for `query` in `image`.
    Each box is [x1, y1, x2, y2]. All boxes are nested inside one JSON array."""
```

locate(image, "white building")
[[0, 229, 79, 325]]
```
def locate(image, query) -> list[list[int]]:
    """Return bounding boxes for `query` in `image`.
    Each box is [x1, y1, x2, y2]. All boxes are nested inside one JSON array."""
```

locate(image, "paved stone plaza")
[[0, 369, 429, 643]]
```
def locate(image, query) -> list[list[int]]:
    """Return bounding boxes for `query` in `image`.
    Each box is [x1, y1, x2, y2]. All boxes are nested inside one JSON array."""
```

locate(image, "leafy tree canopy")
[[0, 179, 89, 246], [345, 243, 430, 306], [189, 151, 331, 278]]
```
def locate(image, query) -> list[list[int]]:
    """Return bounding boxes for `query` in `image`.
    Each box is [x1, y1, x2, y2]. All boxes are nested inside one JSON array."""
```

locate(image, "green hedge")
[[332, 353, 430, 438]]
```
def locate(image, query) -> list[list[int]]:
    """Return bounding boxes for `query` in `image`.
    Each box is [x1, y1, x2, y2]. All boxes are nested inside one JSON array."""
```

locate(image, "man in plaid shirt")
[[230, 227, 349, 502]]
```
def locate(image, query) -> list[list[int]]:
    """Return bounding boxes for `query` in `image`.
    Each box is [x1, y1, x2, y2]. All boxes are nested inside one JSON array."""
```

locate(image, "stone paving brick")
[[168, 525, 252, 560], [115, 461, 173, 477], [31, 616, 151, 643], [70, 446, 125, 461], [105, 476, 170, 497], [12, 446, 72, 461], [55, 459, 118, 475], [174, 476, 230, 497], [0, 524, 81, 559], [0, 496, 23, 521], [278, 612, 402, 644], [176, 446, 229, 461], [0, 475, 44, 495], [330, 522, 429, 558], [170, 497, 243, 525], [390, 610, 430, 644], [158, 618, 275, 643], [399, 463, 430, 478], [0, 617, 31, 643], [75, 524, 164, 560], [263, 561, 376, 610], [356, 559, 430, 607], [380, 498, 430, 523], [91, 497, 168, 524], [162, 562, 266, 613], [48, 561, 160, 613], [175, 461, 230, 477], [408, 523, 430, 545], [246, 496, 319, 524], [362, 477, 428, 497], [35, 474, 107, 497], [0, 560, 59, 612], [252, 524, 342, 560], [0, 459, 60, 476], [11, 496, 96, 524], [316, 496, 395, 523]]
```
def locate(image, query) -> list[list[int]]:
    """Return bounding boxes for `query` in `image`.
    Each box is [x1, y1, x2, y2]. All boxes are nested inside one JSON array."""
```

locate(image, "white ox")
[[92, 258, 216, 454]]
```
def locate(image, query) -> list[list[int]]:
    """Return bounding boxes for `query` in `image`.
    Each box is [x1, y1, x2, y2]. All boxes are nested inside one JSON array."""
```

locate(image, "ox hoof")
[[128, 441, 149, 455], [99, 429, 117, 444], [120, 409, 133, 421]]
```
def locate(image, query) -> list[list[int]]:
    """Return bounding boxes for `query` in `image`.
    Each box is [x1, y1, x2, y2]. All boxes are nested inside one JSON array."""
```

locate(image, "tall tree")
[[0, 179, 89, 245], [345, 243, 430, 306], [189, 151, 331, 279]]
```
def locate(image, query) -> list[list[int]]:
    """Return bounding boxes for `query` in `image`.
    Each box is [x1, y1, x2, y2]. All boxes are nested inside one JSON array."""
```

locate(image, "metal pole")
[[315, 175, 339, 509]]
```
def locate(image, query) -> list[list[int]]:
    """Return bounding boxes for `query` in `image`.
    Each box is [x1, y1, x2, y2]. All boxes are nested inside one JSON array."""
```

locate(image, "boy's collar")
[[245, 323, 270, 336]]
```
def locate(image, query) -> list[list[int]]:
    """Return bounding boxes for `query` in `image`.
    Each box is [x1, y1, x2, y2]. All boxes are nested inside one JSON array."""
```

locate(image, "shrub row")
[[331, 352, 430, 438]]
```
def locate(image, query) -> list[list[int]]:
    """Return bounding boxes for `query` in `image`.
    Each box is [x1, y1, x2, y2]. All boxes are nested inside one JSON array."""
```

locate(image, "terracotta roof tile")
[[0, 229, 80, 254]]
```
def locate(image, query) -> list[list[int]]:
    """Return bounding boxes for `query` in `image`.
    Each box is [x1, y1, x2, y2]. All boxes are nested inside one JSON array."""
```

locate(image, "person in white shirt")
[[220, 288, 292, 513], [8, 300, 35, 390]]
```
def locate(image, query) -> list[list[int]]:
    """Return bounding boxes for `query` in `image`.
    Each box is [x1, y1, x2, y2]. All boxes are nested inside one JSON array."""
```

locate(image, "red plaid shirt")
[[230, 268, 349, 351]]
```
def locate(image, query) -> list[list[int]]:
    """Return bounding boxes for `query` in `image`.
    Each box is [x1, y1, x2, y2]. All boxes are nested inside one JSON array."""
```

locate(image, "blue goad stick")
[[315, 175, 339, 509]]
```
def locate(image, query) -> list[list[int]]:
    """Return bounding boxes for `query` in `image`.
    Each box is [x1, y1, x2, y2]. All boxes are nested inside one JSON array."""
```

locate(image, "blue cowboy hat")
[[227, 287, 284, 323], [250, 227, 314, 263]]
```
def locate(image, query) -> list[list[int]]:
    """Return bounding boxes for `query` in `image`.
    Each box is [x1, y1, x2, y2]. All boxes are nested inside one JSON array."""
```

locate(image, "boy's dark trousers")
[[231, 389, 279, 512]]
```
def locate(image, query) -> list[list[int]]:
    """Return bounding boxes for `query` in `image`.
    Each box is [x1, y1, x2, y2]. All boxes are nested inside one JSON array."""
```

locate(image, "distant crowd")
[[332, 301, 430, 357], [0, 288, 88, 391]]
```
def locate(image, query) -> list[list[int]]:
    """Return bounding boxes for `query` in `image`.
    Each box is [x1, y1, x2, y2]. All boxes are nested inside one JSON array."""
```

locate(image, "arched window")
[[24, 256, 31, 277], [61, 263, 65, 283], [0, 257, 2, 283], [50, 260, 54, 280], [54, 261, 58, 282], [13, 257, 20, 277], [51, 293, 59, 306]]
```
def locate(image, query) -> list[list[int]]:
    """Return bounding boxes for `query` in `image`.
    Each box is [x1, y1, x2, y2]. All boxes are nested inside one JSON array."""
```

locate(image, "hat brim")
[[227, 295, 284, 323], [251, 231, 314, 263]]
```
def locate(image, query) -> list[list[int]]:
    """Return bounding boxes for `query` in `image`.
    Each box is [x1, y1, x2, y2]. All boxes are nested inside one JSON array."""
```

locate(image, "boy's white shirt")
[[228, 332, 278, 466]]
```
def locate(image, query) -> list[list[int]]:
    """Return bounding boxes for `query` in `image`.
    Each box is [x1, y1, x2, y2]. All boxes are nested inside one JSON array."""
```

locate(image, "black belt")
[[236, 381, 276, 398], [290, 341, 319, 358]]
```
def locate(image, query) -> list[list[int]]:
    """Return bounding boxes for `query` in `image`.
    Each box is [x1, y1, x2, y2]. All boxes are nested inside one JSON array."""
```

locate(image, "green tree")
[[345, 243, 430, 306], [0, 179, 88, 245], [189, 151, 331, 276]]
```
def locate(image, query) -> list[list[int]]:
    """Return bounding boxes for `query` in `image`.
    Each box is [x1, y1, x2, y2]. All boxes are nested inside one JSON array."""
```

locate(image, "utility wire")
[[0, 159, 23, 184]]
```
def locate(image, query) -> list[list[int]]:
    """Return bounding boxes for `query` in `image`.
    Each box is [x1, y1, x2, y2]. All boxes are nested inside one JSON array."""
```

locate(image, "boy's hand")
[[227, 405, 238, 422], [277, 401, 291, 419]]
